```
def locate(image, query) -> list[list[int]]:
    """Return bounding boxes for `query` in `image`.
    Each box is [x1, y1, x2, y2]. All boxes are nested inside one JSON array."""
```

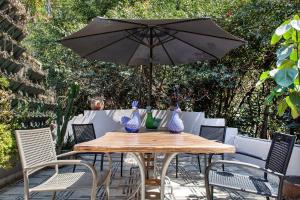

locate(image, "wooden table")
[[74, 131, 235, 200]]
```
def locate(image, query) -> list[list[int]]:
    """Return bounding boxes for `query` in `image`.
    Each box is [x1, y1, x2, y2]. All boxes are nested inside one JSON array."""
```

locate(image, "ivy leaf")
[[274, 68, 298, 87], [295, 77, 300, 86], [277, 99, 288, 116], [291, 20, 300, 30], [276, 59, 284, 67], [283, 28, 293, 39], [290, 48, 298, 61], [266, 92, 276, 104], [265, 86, 286, 104], [260, 71, 270, 80], [276, 45, 293, 60], [256, 71, 270, 87], [286, 93, 300, 119], [275, 22, 292, 35], [271, 33, 281, 45], [270, 69, 278, 77], [278, 60, 295, 69]]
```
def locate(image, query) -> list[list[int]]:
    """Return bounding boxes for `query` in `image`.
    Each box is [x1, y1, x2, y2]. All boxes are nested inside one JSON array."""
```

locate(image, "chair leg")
[[210, 186, 214, 200], [101, 153, 104, 171], [24, 174, 29, 200], [205, 183, 212, 200], [91, 187, 97, 200], [197, 154, 201, 174], [221, 154, 225, 171], [24, 187, 29, 200], [106, 183, 110, 200], [73, 155, 77, 172], [175, 155, 178, 178], [120, 153, 124, 177], [208, 154, 213, 165], [51, 191, 56, 200], [93, 154, 97, 166]]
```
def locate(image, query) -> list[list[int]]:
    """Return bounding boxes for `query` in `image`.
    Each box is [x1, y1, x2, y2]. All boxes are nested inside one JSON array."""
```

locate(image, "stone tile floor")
[[0, 154, 268, 199]]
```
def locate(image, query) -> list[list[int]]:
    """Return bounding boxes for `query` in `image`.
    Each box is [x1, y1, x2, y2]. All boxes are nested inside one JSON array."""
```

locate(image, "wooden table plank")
[[74, 132, 235, 154]]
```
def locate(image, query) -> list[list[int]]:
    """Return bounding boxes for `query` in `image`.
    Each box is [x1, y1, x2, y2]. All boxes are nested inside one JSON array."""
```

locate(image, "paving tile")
[[0, 154, 267, 199]]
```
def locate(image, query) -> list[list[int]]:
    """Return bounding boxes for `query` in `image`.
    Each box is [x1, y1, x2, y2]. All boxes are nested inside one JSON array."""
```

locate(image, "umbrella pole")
[[139, 65, 142, 105], [147, 27, 153, 106], [148, 62, 152, 106]]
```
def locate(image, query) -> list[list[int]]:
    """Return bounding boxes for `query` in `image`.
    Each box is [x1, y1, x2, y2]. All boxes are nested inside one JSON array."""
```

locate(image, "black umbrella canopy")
[[59, 17, 245, 66], [59, 17, 246, 106]]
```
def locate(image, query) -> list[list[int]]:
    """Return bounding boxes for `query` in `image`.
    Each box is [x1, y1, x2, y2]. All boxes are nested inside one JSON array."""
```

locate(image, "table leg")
[[129, 153, 146, 200], [160, 153, 178, 200]]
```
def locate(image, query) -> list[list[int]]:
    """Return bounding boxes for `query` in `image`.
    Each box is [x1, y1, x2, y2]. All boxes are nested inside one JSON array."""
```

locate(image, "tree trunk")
[[260, 105, 270, 139]]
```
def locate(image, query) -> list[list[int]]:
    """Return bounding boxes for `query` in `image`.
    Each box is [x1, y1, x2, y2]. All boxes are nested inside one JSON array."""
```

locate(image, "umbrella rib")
[[153, 29, 175, 65], [154, 18, 210, 26], [152, 32, 177, 47], [82, 29, 143, 59], [126, 29, 148, 65], [59, 27, 140, 42], [159, 27, 245, 43], [126, 36, 148, 47], [125, 30, 149, 47], [157, 28, 219, 59], [98, 17, 149, 26]]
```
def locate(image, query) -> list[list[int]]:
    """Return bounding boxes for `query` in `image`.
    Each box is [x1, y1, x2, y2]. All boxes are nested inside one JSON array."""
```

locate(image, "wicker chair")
[[72, 124, 124, 176], [175, 125, 226, 177], [205, 133, 296, 200], [16, 128, 112, 200]]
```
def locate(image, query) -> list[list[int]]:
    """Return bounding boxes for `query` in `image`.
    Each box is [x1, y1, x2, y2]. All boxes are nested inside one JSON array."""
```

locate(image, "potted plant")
[[90, 96, 105, 110]]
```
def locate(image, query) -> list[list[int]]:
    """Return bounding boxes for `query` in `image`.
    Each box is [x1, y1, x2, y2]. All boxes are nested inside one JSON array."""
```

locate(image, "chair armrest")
[[235, 151, 267, 161], [56, 151, 81, 159], [25, 160, 97, 178], [205, 160, 284, 178], [24, 160, 98, 191]]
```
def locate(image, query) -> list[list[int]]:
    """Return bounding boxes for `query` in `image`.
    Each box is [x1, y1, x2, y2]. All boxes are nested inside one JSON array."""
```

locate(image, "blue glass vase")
[[167, 107, 184, 133], [121, 101, 141, 133]]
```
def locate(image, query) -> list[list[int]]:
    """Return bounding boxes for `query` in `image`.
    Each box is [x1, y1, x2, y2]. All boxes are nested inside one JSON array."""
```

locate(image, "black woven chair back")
[[265, 133, 296, 175], [199, 125, 226, 143], [72, 124, 96, 144]]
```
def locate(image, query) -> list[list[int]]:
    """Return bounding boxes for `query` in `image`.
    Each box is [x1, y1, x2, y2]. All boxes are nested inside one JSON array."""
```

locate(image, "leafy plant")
[[0, 124, 16, 168], [56, 82, 80, 153], [258, 15, 300, 119], [0, 76, 16, 168]]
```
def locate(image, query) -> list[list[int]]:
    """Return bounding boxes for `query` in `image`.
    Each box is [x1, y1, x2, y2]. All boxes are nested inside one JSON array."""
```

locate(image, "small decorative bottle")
[[145, 106, 161, 129]]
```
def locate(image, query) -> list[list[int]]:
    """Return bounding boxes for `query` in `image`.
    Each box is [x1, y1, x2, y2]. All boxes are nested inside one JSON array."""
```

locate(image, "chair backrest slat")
[[15, 128, 57, 170], [199, 125, 226, 143], [265, 133, 296, 175], [72, 124, 96, 144]]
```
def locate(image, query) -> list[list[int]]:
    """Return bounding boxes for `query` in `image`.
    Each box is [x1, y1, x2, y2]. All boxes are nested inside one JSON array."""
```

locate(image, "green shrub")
[[0, 76, 17, 169], [0, 124, 16, 168]]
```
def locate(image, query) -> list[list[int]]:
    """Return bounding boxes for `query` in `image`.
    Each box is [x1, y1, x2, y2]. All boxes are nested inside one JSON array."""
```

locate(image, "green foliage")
[[0, 77, 9, 89], [0, 77, 16, 169], [23, 0, 300, 139], [56, 82, 80, 152], [0, 124, 16, 168], [258, 14, 300, 119]]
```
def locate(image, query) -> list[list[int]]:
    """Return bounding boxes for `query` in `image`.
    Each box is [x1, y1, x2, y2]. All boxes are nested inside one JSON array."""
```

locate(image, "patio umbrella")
[[59, 17, 246, 105]]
